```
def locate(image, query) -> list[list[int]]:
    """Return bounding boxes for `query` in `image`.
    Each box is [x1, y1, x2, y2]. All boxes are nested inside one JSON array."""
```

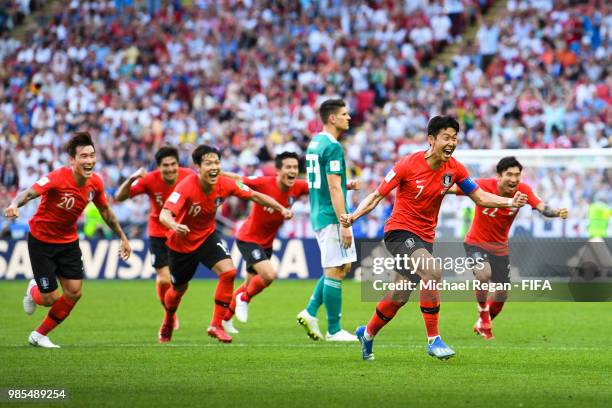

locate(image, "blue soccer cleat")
[[355, 325, 374, 361], [426, 336, 455, 360]]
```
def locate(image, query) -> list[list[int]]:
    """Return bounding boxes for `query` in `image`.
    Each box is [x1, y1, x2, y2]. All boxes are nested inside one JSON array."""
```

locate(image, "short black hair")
[[319, 99, 346, 124], [192, 144, 221, 166], [496, 156, 523, 174], [427, 115, 460, 138], [275, 151, 300, 169], [155, 146, 179, 166], [66, 131, 95, 157]]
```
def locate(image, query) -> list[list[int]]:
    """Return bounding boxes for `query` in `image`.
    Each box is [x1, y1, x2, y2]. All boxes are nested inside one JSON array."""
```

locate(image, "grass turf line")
[[0, 280, 610, 408]]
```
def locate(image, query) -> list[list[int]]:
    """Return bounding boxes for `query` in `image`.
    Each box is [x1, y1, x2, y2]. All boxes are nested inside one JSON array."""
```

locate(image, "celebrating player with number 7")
[[4, 132, 131, 348], [157, 144, 293, 344], [341, 116, 528, 361]]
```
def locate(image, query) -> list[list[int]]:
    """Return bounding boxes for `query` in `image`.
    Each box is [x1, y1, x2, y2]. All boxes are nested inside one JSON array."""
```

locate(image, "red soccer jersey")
[[377, 151, 477, 243], [236, 177, 309, 248], [129, 167, 193, 237], [163, 174, 254, 253], [462, 178, 542, 256], [29, 167, 108, 244]]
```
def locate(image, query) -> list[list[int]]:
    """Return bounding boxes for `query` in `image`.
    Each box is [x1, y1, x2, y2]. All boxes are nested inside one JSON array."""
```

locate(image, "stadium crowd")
[[0, 0, 609, 239]]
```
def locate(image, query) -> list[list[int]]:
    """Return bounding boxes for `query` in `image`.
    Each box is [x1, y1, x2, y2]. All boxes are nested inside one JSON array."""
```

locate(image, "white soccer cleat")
[[296, 309, 323, 341], [325, 329, 359, 342], [23, 279, 37, 315], [28, 331, 60, 348], [234, 293, 249, 323], [222, 319, 239, 334]]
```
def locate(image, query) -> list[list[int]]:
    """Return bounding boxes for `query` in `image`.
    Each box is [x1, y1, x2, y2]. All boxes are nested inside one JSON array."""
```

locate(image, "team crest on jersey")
[[252, 249, 262, 261], [215, 197, 224, 207], [88, 190, 95, 202], [288, 196, 295, 206], [442, 174, 453, 188], [405, 238, 416, 249]]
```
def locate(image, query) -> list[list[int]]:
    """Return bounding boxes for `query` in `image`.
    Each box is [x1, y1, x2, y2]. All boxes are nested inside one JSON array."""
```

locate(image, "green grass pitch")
[[1, 280, 611, 408]]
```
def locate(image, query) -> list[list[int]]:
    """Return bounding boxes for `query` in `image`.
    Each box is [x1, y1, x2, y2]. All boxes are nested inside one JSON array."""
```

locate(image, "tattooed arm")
[[98, 205, 132, 260], [3, 188, 40, 218], [536, 203, 569, 219]]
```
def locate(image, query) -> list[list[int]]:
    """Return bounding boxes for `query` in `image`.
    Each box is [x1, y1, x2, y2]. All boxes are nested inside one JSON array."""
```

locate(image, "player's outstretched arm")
[[469, 188, 528, 208], [341, 190, 385, 227], [536, 203, 569, 219], [115, 167, 146, 201], [159, 208, 191, 234], [98, 205, 132, 260], [3, 187, 40, 219], [250, 191, 293, 220], [220, 171, 242, 181]]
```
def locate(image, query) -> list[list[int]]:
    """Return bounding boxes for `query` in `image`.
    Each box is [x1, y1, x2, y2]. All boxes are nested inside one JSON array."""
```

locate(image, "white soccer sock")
[[364, 329, 374, 341]]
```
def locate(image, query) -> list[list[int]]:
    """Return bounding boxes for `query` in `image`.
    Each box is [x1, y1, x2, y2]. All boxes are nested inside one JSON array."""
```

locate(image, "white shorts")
[[315, 223, 357, 268]]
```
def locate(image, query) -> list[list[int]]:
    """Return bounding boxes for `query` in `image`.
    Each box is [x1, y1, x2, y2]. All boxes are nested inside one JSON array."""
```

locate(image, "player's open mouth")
[[443, 148, 454, 158], [287, 175, 296, 181], [83, 165, 94, 173]]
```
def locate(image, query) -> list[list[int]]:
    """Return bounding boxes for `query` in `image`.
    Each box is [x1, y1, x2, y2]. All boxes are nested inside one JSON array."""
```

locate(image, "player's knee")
[[474, 269, 491, 283], [494, 290, 508, 302], [220, 268, 237, 281], [423, 267, 442, 282], [156, 269, 172, 284], [261, 271, 276, 284], [64, 290, 82, 302], [40, 292, 60, 307]]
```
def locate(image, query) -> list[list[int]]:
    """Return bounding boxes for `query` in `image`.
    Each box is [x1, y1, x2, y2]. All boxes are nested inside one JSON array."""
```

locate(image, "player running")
[[4, 132, 131, 348], [447, 156, 568, 339], [158, 144, 292, 343], [296, 98, 359, 342], [219, 152, 309, 333], [342, 116, 528, 360], [115, 146, 192, 330]]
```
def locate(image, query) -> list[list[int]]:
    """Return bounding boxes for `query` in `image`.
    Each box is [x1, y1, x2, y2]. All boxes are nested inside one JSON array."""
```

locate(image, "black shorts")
[[27, 233, 84, 293], [168, 232, 231, 286], [464, 243, 511, 284], [149, 236, 170, 269], [383, 230, 434, 281], [236, 240, 273, 274]]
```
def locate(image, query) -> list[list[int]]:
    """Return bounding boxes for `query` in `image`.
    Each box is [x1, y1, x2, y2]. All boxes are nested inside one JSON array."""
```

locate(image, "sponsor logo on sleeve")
[[36, 177, 50, 186], [384, 169, 396, 183], [330, 160, 341, 172], [236, 181, 251, 191]]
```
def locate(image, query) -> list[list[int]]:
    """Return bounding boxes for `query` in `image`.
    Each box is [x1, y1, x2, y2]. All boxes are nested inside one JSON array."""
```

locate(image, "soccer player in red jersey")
[[3, 132, 131, 348], [448, 156, 568, 339], [115, 146, 192, 329], [342, 116, 529, 360], [158, 145, 293, 343], [219, 152, 309, 332]]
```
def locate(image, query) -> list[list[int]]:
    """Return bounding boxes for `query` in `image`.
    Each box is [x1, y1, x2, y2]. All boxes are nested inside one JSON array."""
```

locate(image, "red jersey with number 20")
[[463, 178, 542, 256], [29, 167, 108, 244], [377, 151, 477, 243], [237, 176, 309, 248], [163, 174, 254, 253], [129, 168, 193, 238]]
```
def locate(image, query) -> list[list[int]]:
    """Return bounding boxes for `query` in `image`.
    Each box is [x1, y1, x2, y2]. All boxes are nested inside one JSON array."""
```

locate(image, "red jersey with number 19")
[[163, 174, 254, 253], [29, 167, 108, 244], [236, 176, 309, 248], [463, 178, 542, 256], [129, 168, 193, 238], [377, 151, 477, 243]]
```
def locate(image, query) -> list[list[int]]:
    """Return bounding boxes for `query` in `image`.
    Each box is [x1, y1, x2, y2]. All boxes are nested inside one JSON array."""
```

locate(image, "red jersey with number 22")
[[237, 176, 309, 248], [463, 178, 542, 256], [163, 174, 254, 253], [129, 168, 193, 237], [377, 151, 477, 243], [29, 167, 108, 244]]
